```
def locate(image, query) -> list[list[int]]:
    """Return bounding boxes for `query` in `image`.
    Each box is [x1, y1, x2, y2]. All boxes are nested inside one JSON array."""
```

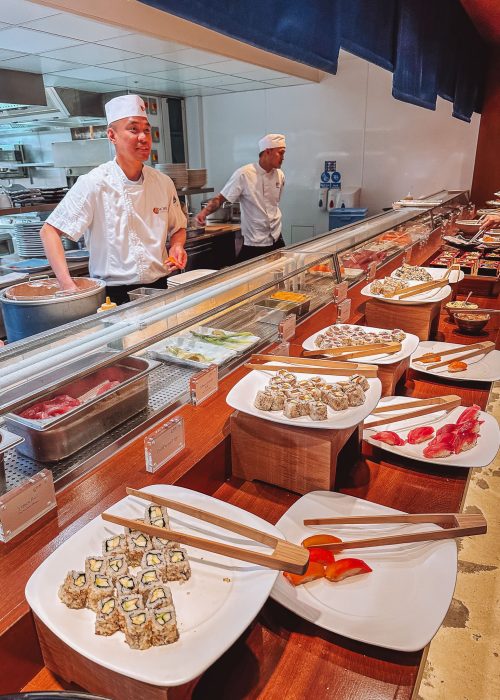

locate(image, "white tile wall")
[[195, 53, 480, 243]]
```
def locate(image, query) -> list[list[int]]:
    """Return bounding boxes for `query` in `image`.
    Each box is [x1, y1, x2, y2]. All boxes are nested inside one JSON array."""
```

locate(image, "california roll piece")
[[327, 392, 349, 411], [283, 399, 301, 419], [276, 369, 296, 383], [165, 547, 191, 582], [102, 533, 126, 556], [87, 573, 114, 613], [350, 374, 370, 392], [344, 385, 365, 407], [141, 549, 166, 576], [118, 593, 144, 631], [152, 536, 179, 551], [85, 555, 106, 578], [254, 390, 273, 411], [105, 553, 128, 580], [95, 595, 120, 636], [58, 570, 88, 609], [137, 567, 163, 602], [145, 503, 170, 530], [145, 584, 173, 610], [309, 401, 328, 421], [150, 605, 179, 646], [123, 609, 151, 650], [267, 391, 286, 411], [115, 574, 136, 597], [126, 530, 152, 566]]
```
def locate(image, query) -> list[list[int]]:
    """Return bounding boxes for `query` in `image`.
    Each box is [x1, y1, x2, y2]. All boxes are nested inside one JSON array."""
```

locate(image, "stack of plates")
[[187, 169, 207, 188], [167, 269, 216, 287], [155, 163, 188, 189], [11, 217, 45, 257]]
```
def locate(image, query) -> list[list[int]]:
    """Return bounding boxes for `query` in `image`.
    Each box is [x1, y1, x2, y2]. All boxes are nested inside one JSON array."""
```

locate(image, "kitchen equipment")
[[202, 199, 231, 223], [4, 355, 156, 461], [229, 201, 241, 222], [455, 313, 491, 335], [0, 277, 105, 342]]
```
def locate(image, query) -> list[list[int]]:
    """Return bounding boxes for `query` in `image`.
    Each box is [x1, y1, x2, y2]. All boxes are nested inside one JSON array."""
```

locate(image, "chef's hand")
[[165, 244, 187, 272], [482, 213, 500, 231], [194, 209, 207, 226], [60, 280, 79, 293]]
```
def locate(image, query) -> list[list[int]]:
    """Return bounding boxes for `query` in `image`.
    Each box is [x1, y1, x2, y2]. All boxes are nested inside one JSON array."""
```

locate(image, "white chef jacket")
[[220, 162, 285, 246], [46, 159, 186, 285]]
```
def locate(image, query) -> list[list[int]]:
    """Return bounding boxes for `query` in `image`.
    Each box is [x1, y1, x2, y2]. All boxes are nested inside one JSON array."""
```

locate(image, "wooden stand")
[[34, 615, 198, 700], [365, 297, 448, 341], [230, 411, 362, 494], [377, 357, 410, 397]]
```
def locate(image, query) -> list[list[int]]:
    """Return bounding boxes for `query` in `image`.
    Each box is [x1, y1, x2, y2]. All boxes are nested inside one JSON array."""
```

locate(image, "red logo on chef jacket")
[[153, 206, 169, 214]]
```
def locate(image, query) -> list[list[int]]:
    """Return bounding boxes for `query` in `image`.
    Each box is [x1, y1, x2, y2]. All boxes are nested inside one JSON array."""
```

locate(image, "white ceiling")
[[0, 0, 312, 97]]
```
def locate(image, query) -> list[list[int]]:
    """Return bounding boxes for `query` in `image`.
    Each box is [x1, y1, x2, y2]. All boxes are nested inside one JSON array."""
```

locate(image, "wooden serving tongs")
[[303, 341, 401, 361], [364, 394, 461, 428], [102, 487, 309, 574], [244, 354, 378, 377], [301, 512, 487, 552]]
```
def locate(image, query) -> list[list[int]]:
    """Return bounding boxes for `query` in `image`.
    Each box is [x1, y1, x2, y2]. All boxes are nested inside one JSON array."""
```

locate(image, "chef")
[[195, 133, 286, 262], [40, 94, 187, 305]]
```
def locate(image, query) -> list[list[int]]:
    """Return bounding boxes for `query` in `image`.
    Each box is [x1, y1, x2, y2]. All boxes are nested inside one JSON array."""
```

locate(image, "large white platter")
[[361, 279, 452, 304], [226, 363, 381, 429], [411, 341, 500, 383], [25, 484, 282, 688], [302, 324, 420, 365], [270, 491, 457, 652], [390, 266, 464, 283], [363, 397, 499, 468]]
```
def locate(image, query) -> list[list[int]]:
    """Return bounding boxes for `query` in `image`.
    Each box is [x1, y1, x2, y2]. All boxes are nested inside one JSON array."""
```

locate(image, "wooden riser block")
[[34, 615, 199, 700], [230, 411, 361, 495], [377, 357, 410, 397], [365, 297, 449, 341]]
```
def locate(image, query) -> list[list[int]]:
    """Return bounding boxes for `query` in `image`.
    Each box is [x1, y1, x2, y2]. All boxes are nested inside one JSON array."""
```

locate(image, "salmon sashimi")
[[406, 426, 435, 444]]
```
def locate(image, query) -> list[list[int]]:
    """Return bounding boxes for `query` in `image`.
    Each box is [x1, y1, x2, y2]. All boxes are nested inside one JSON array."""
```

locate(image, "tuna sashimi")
[[423, 432, 456, 458], [436, 423, 458, 437], [19, 394, 80, 420], [454, 430, 478, 453], [406, 426, 435, 444], [371, 431, 406, 446], [95, 380, 120, 396], [456, 418, 483, 435], [457, 404, 481, 425]]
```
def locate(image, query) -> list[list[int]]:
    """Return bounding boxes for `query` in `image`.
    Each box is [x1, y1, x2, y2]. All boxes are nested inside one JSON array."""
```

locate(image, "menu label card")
[[366, 261, 378, 281], [270, 341, 290, 356], [333, 280, 348, 302], [0, 469, 56, 543], [145, 417, 185, 473], [336, 298, 352, 324], [279, 313, 296, 341], [190, 364, 218, 406]]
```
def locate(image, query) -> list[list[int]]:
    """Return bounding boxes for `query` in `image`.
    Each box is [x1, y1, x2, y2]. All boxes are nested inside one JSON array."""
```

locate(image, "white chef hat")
[[258, 133, 286, 151], [105, 94, 147, 125]]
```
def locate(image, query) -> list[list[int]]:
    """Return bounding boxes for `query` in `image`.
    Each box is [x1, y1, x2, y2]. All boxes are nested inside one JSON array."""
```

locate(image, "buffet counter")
[[3, 189, 497, 698]]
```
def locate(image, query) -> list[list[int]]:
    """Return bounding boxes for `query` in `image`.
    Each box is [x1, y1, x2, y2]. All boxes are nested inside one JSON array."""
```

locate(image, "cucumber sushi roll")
[[145, 584, 173, 610], [87, 573, 113, 612], [95, 595, 120, 636], [123, 609, 152, 650], [165, 547, 191, 582], [58, 570, 88, 609], [126, 530, 152, 566], [150, 605, 179, 646]]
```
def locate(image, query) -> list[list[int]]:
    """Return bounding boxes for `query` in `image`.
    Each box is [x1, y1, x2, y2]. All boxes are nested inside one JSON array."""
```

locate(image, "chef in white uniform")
[[40, 94, 187, 305], [196, 134, 286, 262]]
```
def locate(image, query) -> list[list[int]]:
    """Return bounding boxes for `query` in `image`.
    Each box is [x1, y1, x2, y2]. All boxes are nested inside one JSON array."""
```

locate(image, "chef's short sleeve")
[[220, 167, 244, 203], [45, 175, 95, 241], [166, 178, 187, 237]]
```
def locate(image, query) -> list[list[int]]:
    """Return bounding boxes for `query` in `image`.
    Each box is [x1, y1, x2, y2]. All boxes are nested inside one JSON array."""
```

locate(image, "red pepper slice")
[[325, 558, 372, 582], [307, 547, 335, 565], [283, 560, 325, 587]]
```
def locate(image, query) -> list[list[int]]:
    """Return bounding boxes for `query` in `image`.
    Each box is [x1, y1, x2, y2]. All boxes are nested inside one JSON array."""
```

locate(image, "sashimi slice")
[[407, 426, 435, 444], [371, 431, 406, 446], [457, 404, 481, 425], [436, 423, 458, 437], [454, 430, 478, 453], [423, 432, 456, 458], [456, 418, 483, 435]]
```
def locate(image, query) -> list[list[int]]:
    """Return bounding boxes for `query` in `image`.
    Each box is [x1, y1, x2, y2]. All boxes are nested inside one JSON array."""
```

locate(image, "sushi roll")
[[150, 605, 179, 646], [320, 384, 335, 401], [117, 593, 144, 631], [267, 391, 286, 411], [152, 536, 179, 551], [309, 401, 328, 421], [344, 385, 365, 407], [145, 584, 173, 610], [87, 573, 114, 613], [350, 374, 370, 391], [276, 370, 296, 384], [297, 398, 311, 417], [102, 533, 126, 556], [141, 549, 166, 578], [126, 530, 152, 566], [95, 595, 120, 636], [105, 553, 128, 580], [115, 574, 136, 597], [58, 570, 88, 609], [310, 376, 325, 386], [392, 328, 406, 341], [308, 387, 323, 401], [123, 609, 152, 650], [85, 555, 106, 578], [165, 548, 191, 582], [283, 399, 301, 419], [329, 391, 349, 411], [254, 390, 273, 411], [137, 567, 163, 603], [145, 503, 170, 530]]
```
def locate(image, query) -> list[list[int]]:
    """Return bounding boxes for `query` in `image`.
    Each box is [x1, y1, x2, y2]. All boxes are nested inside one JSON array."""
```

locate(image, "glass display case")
[[0, 189, 468, 495]]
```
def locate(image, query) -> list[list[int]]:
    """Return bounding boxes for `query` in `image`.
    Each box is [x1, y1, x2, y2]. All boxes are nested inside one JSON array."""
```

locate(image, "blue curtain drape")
[[139, 0, 486, 121]]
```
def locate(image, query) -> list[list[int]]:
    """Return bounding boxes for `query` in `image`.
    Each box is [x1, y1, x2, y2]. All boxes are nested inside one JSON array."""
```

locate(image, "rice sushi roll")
[[137, 567, 162, 602], [150, 605, 179, 645], [123, 609, 151, 650], [85, 555, 106, 578], [58, 570, 88, 609], [126, 530, 152, 566], [115, 574, 136, 597], [141, 549, 166, 576], [267, 391, 286, 411], [95, 595, 120, 636], [344, 384, 365, 407], [165, 548, 191, 582], [309, 401, 328, 421], [102, 533, 126, 556], [117, 593, 144, 631], [152, 535, 179, 551], [105, 553, 128, 580], [254, 390, 273, 411], [87, 573, 114, 613], [145, 584, 173, 610], [145, 503, 170, 530], [327, 392, 349, 411], [350, 374, 370, 391], [283, 399, 301, 419]]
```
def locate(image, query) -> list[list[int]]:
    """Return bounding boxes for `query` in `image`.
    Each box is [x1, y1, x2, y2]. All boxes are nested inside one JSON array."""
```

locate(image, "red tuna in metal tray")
[[371, 431, 406, 446], [19, 394, 81, 420], [406, 426, 435, 444], [456, 404, 481, 424]]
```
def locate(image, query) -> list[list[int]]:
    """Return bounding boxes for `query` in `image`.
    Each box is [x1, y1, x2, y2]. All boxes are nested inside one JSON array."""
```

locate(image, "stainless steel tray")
[[4, 356, 158, 462], [0, 427, 24, 469]]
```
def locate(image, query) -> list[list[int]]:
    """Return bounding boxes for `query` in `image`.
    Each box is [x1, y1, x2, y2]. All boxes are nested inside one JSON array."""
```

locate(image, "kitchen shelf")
[[0, 203, 57, 216], [177, 186, 214, 195], [0, 161, 55, 168]]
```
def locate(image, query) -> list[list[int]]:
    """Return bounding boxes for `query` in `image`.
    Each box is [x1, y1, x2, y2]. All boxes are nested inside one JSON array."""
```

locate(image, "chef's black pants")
[[237, 235, 285, 263], [106, 276, 168, 306]]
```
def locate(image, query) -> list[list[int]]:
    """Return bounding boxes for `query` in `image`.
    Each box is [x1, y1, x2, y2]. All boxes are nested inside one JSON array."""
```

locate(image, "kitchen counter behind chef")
[[196, 134, 286, 262], [40, 94, 187, 305]]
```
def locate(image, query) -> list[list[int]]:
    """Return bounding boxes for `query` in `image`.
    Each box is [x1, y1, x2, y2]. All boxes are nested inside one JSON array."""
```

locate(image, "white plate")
[[226, 362, 381, 429], [302, 324, 420, 365], [363, 397, 499, 468], [361, 279, 452, 304], [191, 326, 261, 353], [410, 341, 500, 383], [270, 491, 457, 652], [25, 484, 281, 687], [390, 266, 464, 283], [149, 336, 237, 369]]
